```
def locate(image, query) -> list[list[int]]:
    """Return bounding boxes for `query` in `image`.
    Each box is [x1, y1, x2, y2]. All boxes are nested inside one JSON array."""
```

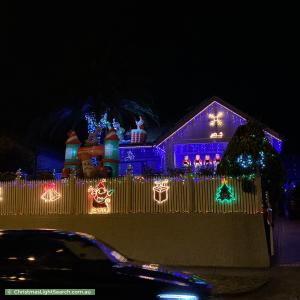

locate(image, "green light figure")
[[216, 179, 236, 204]]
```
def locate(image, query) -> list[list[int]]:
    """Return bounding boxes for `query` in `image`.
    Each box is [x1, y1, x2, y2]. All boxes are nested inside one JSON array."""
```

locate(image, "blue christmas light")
[[258, 151, 266, 169], [85, 112, 97, 133], [237, 154, 254, 169]]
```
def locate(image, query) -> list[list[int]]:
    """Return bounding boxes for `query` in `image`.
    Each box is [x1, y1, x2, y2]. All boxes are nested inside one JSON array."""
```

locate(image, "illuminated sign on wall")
[[208, 112, 224, 127], [210, 132, 223, 139], [88, 179, 113, 214], [153, 180, 170, 204], [41, 183, 62, 202], [216, 178, 236, 204]]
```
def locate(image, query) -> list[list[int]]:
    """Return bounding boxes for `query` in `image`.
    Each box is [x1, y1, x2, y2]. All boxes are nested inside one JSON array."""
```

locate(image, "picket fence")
[[0, 176, 263, 215]]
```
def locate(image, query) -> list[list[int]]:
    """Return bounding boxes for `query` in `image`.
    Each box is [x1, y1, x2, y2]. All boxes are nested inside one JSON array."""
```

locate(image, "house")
[[119, 96, 282, 175]]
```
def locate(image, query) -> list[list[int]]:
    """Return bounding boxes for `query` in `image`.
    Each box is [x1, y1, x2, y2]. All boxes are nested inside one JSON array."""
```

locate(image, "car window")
[[0, 233, 110, 269]]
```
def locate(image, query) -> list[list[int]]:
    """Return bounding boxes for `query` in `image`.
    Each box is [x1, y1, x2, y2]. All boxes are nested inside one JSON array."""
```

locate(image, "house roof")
[[156, 96, 282, 146]]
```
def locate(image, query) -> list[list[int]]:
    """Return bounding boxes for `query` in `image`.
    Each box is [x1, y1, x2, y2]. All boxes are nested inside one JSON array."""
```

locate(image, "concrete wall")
[[0, 214, 269, 268]]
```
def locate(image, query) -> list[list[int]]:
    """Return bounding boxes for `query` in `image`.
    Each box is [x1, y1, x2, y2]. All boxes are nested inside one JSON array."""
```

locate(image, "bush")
[[35, 172, 54, 180], [0, 172, 16, 181], [0, 135, 34, 173]]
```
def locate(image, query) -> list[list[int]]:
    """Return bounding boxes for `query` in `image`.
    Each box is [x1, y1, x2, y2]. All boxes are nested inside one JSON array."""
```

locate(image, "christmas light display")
[[182, 155, 191, 168], [193, 154, 202, 170], [216, 179, 236, 204], [124, 150, 135, 161], [210, 132, 223, 139], [131, 116, 147, 144], [174, 142, 228, 169], [104, 128, 120, 177], [99, 112, 109, 129], [208, 112, 224, 127], [85, 112, 98, 133], [0, 187, 3, 201], [237, 154, 253, 169], [16, 168, 22, 180], [119, 146, 163, 176], [236, 152, 266, 170], [41, 183, 62, 202], [134, 176, 145, 183], [88, 179, 114, 214], [153, 179, 170, 204], [112, 118, 125, 142], [258, 151, 266, 169]]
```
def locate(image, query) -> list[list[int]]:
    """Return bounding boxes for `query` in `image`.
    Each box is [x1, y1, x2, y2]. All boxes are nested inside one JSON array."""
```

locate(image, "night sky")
[[1, 5, 299, 154]]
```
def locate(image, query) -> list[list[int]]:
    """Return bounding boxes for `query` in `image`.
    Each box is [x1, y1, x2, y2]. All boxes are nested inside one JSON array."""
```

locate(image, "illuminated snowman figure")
[[88, 179, 114, 214], [153, 180, 170, 204]]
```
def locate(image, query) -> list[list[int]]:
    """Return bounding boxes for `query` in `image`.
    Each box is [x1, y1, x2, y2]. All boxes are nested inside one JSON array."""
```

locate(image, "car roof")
[[0, 229, 94, 240]]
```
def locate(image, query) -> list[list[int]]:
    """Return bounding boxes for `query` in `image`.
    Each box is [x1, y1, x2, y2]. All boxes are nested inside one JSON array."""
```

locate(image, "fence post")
[[255, 175, 263, 213], [187, 173, 195, 213], [126, 165, 133, 213], [69, 172, 76, 215]]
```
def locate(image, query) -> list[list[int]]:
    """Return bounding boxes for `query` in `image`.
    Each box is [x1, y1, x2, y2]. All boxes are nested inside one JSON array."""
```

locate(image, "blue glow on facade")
[[265, 131, 282, 153], [119, 146, 164, 175], [114, 100, 283, 176]]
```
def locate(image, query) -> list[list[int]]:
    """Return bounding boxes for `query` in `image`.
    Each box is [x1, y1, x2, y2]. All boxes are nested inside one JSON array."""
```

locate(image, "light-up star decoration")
[[88, 179, 114, 214], [215, 178, 236, 204], [41, 183, 62, 202], [208, 112, 224, 127], [153, 180, 170, 204]]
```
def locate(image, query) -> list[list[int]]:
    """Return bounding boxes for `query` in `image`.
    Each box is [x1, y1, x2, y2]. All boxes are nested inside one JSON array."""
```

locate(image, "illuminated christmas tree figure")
[[216, 178, 236, 204]]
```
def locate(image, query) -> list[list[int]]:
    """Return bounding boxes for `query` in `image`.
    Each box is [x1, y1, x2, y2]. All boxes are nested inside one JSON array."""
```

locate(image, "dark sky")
[[0, 4, 299, 154]]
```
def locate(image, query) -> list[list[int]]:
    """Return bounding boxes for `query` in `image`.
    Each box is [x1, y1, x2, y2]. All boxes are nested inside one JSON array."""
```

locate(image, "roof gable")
[[156, 96, 282, 146]]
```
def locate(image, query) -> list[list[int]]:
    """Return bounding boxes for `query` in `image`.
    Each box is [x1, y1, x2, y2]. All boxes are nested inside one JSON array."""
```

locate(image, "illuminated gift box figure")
[[88, 179, 114, 214], [153, 180, 170, 204], [131, 116, 147, 144]]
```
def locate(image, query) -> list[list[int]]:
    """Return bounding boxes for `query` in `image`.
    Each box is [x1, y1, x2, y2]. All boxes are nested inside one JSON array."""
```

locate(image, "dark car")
[[0, 229, 211, 299]]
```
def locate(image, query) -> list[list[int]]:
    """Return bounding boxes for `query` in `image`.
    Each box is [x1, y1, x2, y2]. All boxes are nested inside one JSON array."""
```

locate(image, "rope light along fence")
[[0, 176, 263, 215]]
